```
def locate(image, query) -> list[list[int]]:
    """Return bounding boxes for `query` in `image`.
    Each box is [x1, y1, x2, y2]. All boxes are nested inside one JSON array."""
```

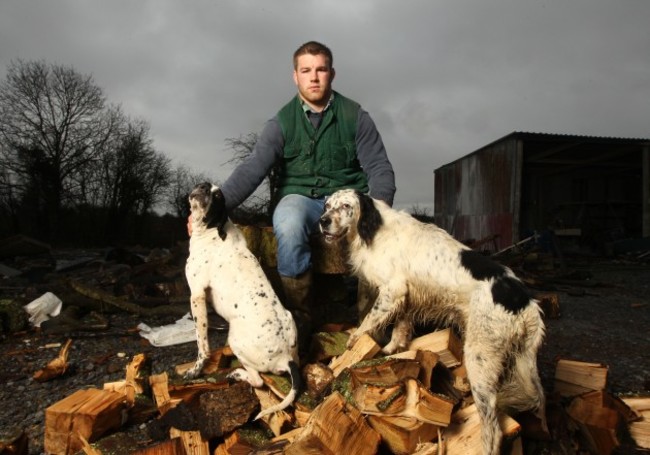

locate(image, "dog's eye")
[[342, 203, 351, 210]]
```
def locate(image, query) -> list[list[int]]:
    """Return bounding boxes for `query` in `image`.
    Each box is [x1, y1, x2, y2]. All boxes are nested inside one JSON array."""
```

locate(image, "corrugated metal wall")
[[434, 139, 521, 251]]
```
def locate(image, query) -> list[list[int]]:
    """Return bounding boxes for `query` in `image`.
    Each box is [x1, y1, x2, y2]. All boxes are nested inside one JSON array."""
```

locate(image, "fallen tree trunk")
[[68, 279, 188, 317]]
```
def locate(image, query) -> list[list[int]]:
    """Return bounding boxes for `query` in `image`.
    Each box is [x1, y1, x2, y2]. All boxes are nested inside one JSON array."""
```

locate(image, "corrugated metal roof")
[[508, 131, 650, 143], [436, 131, 650, 171]]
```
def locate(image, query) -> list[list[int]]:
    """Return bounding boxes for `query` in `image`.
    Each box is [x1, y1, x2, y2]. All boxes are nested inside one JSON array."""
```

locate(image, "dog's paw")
[[346, 331, 362, 349], [227, 368, 247, 382], [183, 361, 205, 380], [381, 340, 403, 355]]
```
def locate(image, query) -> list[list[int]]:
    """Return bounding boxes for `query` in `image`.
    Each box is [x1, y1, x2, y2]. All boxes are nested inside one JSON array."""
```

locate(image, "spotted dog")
[[185, 182, 300, 419], [319, 189, 546, 455]]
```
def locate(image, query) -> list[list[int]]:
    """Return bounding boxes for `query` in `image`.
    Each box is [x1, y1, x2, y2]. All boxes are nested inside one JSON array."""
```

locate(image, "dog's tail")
[[254, 360, 301, 420]]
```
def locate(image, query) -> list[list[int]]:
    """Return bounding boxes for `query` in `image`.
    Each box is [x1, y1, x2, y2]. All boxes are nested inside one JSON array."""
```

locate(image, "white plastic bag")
[[23, 292, 63, 327], [138, 313, 197, 347]]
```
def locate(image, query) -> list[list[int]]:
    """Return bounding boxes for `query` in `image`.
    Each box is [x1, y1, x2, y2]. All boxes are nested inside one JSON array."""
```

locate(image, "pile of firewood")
[[40, 327, 649, 455]]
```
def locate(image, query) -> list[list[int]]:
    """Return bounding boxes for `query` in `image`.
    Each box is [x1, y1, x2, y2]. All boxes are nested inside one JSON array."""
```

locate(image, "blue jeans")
[[272, 194, 326, 277]]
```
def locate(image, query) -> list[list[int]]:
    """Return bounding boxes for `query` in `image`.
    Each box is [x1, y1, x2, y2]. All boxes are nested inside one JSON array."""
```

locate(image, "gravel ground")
[[0, 255, 649, 454], [535, 260, 650, 395]]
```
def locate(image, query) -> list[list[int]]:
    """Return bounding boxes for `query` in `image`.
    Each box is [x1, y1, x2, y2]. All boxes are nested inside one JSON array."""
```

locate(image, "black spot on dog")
[[257, 292, 267, 298], [356, 191, 383, 245], [203, 186, 228, 240], [492, 276, 531, 313], [460, 249, 506, 280]]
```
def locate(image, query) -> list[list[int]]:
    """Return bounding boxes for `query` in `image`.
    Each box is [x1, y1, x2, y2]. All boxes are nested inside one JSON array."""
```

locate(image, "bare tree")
[[224, 132, 282, 218], [164, 164, 214, 218], [0, 59, 118, 239], [98, 119, 171, 241]]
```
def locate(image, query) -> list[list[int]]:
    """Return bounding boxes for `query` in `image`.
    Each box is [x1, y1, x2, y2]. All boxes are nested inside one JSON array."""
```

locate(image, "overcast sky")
[[1, 0, 649, 210]]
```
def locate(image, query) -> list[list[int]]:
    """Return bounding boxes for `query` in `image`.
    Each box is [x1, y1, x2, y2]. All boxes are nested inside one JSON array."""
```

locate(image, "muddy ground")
[[0, 248, 648, 454]]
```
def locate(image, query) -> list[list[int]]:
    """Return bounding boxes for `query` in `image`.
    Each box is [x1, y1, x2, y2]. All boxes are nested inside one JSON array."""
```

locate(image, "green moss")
[[376, 383, 406, 412], [237, 424, 274, 448], [330, 369, 354, 404]]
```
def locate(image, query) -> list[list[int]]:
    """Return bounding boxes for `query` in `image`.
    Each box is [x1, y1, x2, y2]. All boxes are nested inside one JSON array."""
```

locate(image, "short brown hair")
[[293, 41, 333, 69]]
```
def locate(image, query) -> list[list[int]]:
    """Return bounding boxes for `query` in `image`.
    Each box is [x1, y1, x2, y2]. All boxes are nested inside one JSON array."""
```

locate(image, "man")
[[218, 41, 395, 345]]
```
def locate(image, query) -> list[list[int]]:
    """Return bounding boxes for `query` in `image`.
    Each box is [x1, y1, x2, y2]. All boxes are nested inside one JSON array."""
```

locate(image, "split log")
[[428, 362, 465, 404], [284, 392, 381, 455], [367, 415, 440, 455], [353, 378, 456, 426], [33, 339, 72, 382], [168, 429, 209, 455], [430, 403, 522, 454], [78, 434, 101, 455], [44, 388, 127, 455], [388, 350, 439, 388], [254, 389, 295, 436], [353, 381, 406, 415], [260, 372, 315, 415], [270, 427, 302, 445], [149, 372, 179, 415], [410, 441, 440, 455], [214, 431, 257, 455], [622, 396, 650, 449], [408, 328, 463, 368], [329, 333, 381, 377], [554, 359, 609, 397], [167, 380, 230, 404], [349, 356, 421, 385], [195, 382, 259, 440], [450, 364, 472, 395], [566, 390, 630, 455], [294, 409, 312, 428], [174, 346, 235, 376], [302, 362, 335, 399], [102, 353, 147, 406], [216, 427, 284, 455]]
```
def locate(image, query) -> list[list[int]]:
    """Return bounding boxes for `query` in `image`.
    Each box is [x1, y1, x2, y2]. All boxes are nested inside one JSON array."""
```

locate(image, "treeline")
[[0, 59, 212, 247]]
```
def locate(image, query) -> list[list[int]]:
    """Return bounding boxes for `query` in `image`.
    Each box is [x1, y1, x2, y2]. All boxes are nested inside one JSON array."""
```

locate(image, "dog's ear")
[[356, 191, 382, 245], [204, 188, 228, 240]]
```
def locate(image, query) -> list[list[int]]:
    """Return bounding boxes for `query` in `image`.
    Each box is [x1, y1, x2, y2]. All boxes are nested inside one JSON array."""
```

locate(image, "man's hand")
[[187, 215, 193, 237]]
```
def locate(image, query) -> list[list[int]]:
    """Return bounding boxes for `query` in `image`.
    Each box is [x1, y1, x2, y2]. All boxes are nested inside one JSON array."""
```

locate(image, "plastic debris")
[[24, 292, 63, 327], [137, 313, 196, 347]]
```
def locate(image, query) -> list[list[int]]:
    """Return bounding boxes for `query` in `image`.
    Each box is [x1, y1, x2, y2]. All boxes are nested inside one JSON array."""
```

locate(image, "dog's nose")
[[319, 216, 331, 229]]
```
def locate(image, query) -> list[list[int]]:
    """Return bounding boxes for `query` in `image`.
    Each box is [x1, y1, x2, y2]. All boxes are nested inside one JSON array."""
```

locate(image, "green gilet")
[[276, 92, 369, 200]]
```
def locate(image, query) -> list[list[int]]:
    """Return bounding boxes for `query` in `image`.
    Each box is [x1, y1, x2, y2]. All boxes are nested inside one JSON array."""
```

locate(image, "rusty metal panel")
[[434, 138, 520, 251]]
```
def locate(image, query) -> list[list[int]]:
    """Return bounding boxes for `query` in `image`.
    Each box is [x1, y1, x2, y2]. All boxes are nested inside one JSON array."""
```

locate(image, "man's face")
[[293, 53, 335, 111]]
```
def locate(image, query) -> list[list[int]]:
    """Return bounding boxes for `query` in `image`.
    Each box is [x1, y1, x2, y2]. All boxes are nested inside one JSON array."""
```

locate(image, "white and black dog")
[[185, 182, 300, 420], [319, 189, 546, 455]]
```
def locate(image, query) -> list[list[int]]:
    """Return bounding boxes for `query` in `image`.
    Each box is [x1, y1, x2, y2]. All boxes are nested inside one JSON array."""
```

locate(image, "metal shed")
[[433, 132, 650, 252]]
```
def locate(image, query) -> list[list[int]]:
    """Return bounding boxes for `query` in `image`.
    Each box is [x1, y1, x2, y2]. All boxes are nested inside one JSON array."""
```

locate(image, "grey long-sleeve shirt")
[[220, 107, 396, 210]]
